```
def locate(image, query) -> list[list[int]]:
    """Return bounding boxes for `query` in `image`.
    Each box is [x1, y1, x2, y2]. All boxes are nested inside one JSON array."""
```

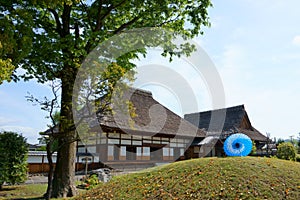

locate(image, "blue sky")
[[1, 0, 300, 143], [200, 0, 300, 140]]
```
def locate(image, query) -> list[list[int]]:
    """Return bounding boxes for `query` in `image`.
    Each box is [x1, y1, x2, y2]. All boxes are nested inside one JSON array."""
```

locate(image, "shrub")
[[0, 131, 28, 189], [85, 174, 100, 188], [276, 142, 297, 161], [77, 174, 101, 190], [296, 155, 300, 162], [250, 140, 257, 155]]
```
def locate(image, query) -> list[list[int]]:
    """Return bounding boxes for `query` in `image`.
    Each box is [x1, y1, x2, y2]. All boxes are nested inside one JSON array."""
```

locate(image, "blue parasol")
[[223, 133, 252, 157]]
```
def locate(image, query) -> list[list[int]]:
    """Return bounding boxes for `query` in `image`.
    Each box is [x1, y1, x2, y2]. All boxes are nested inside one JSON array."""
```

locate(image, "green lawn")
[[0, 184, 47, 200], [75, 157, 300, 199], [0, 181, 84, 200]]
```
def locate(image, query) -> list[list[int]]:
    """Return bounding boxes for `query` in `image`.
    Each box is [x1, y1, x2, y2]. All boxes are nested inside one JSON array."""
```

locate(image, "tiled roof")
[[96, 88, 206, 137], [184, 105, 267, 142]]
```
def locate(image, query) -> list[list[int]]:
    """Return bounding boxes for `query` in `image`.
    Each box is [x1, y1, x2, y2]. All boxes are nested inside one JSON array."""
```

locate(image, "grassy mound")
[[75, 157, 300, 199]]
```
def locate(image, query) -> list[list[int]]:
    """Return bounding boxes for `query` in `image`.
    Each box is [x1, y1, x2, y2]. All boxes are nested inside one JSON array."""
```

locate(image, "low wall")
[[28, 163, 56, 174]]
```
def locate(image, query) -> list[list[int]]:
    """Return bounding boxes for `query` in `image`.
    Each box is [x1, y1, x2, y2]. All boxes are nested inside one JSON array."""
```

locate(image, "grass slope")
[[75, 157, 300, 200]]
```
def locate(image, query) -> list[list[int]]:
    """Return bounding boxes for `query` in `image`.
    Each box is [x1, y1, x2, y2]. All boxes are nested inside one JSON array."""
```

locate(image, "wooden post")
[[42, 154, 44, 173], [85, 156, 88, 177]]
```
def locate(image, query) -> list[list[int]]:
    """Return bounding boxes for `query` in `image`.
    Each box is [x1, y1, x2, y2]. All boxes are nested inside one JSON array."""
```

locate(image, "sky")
[[1, 0, 300, 143]]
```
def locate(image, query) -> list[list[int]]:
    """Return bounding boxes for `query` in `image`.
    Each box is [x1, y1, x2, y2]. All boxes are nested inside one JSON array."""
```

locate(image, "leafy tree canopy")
[[1, 0, 212, 82]]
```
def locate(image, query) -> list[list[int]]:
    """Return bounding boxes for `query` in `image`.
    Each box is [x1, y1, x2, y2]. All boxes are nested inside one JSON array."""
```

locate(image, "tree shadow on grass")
[[0, 187, 18, 199], [11, 197, 45, 200], [0, 187, 16, 191], [0, 188, 44, 199]]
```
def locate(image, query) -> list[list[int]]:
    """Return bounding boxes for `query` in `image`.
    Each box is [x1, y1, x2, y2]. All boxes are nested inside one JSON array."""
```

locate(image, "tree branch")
[[48, 8, 62, 36], [94, 0, 127, 32], [75, 23, 79, 39], [61, 4, 72, 37], [94, 0, 103, 31], [157, 14, 181, 27], [113, 15, 140, 35], [49, 82, 60, 128], [84, 0, 128, 53], [80, 0, 94, 30]]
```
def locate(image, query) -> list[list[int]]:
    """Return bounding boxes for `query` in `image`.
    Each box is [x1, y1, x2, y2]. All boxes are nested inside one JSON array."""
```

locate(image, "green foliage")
[[250, 140, 257, 155], [0, 58, 15, 84], [0, 1, 34, 82], [51, 111, 61, 125], [36, 146, 47, 151], [85, 174, 100, 190], [1, 0, 212, 83], [276, 138, 285, 145], [276, 142, 297, 161], [77, 174, 101, 190], [296, 154, 300, 162], [38, 134, 59, 153], [0, 131, 28, 188]]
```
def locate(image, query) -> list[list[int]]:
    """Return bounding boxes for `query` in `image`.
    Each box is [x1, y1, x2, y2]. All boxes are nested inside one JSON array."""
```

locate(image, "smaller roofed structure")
[[184, 105, 268, 157], [184, 105, 267, 142]]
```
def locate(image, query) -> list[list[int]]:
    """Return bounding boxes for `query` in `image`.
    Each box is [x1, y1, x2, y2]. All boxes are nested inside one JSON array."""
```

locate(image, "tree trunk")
[[51, 138, 77, 197], [51, 74, 77, 198], [44, 141, 54, 199]]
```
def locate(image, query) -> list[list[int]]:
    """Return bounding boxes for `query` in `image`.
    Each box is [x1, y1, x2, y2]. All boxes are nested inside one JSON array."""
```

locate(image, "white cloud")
[[221, 44, 246, 69], [0, 117, 19, 126], [292, 35, 300, 46], [0, 125, 39, 144]]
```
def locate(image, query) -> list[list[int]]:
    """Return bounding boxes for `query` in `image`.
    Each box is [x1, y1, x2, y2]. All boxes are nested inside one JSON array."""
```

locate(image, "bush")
[[0, 131, 28, 189], [77, 174, 101, 190], [85, 174, 100, 188], [250, 140, 257, 155], [276, 142, 297, 161], [296, 155, 300, 162]]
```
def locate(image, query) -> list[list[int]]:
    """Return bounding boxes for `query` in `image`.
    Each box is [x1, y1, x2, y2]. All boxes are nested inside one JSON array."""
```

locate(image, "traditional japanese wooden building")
[[77, 88, 206, 170], [184, 105, 268, 157]]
